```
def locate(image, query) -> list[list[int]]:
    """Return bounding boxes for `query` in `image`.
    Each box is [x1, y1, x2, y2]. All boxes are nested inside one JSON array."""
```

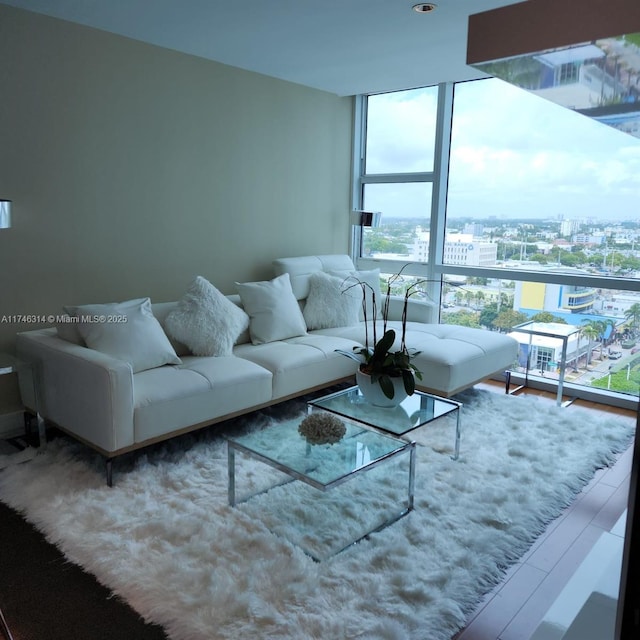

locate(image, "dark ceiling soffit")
[[466, 0, 640, 65]]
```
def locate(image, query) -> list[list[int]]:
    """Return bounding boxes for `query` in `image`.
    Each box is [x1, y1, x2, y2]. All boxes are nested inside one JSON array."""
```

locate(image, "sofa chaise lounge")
[[16, 254, 518, 484]]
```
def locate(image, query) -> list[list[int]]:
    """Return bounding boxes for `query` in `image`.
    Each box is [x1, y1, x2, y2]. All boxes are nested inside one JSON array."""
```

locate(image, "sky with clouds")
[[364, 78, 640, 223]]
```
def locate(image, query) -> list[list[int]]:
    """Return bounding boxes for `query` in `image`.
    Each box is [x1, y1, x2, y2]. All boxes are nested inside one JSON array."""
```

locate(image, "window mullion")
[[426, 82, 454, 312], [352, 94, 366, 210], [361, 173, 433, 184], [350, 95, 367, 260]]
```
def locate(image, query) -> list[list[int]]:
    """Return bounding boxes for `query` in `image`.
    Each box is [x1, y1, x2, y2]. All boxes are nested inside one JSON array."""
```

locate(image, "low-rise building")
[[414, 231, 497, 266]]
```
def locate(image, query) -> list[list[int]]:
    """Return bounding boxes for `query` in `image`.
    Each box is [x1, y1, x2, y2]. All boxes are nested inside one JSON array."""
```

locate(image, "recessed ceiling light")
[[412, 3, 437, 13]]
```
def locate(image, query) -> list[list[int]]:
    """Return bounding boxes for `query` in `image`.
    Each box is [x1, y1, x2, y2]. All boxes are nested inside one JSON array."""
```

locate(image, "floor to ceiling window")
[[354, 76, 640, 637], [353, 77, 640, 404], [448, 78, 640, 281], [358, 86, 439, 261]]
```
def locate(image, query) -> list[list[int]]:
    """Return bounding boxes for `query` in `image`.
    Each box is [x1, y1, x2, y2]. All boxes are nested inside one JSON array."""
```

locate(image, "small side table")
[[0, 352, 46, 450], [0, 354, 28, 640], [508, 321, 582, 407], [308, 385, 463, 460]]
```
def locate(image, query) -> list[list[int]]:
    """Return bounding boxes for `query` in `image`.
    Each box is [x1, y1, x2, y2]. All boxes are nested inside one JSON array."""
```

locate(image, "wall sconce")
[[0, 200, 11, 229], [356, 210, 382, 228]]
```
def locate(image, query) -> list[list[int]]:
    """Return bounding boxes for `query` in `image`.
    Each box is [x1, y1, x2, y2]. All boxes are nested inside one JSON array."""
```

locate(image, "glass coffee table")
[[308, 386, 463, 460], [227, 417, 415, 561]]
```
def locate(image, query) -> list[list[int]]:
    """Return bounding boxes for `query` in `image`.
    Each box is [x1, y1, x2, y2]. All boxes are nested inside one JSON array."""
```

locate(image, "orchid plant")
[[336, 267, 430, 399]]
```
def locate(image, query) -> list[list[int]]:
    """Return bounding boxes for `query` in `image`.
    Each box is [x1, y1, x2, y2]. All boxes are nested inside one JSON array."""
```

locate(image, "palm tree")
[[580, 321, 601, 366], [581, 319, 617, 362], [624, 304, 640, 336]]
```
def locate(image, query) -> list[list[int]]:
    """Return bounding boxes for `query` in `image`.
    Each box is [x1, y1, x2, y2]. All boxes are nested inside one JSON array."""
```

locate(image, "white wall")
[[0, 4, 353, 414]]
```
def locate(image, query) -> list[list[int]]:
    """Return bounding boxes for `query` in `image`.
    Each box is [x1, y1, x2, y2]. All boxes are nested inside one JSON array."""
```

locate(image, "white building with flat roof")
[[508, 322, 587, 373], [414, 231, 497, 266], [599, 292, 640, 317]]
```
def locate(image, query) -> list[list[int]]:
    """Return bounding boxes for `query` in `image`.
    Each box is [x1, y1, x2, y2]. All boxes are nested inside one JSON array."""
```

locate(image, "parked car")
[[621, 339, 636, 349], [609, 350, 623, 359]]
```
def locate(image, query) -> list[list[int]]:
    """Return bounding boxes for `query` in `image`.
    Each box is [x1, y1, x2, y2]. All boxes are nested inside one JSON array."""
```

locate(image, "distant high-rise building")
[[463, 223, 484, 238], [560, 219, 580, 237]]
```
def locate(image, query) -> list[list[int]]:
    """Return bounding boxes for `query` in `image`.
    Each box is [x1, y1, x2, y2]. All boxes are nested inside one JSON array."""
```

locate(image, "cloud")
[[363, 77, 640, 220], [365, 86, 438, 173], [449, 79, 640, 218]]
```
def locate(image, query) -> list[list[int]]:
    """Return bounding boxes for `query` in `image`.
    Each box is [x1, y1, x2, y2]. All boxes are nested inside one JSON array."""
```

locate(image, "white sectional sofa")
[[16, 254, 518, 484]]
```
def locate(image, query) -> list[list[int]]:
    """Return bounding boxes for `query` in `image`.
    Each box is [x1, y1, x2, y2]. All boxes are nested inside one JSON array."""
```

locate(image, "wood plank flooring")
[[452, 383, 636, 640]]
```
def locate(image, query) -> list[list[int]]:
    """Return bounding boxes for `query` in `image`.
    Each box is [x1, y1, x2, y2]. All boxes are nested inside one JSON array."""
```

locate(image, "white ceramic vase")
[[356, 369, 408, 408]]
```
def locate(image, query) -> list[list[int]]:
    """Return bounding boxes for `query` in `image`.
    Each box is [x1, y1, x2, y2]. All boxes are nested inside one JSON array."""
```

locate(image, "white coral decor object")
[[298, 413, 346, 445]]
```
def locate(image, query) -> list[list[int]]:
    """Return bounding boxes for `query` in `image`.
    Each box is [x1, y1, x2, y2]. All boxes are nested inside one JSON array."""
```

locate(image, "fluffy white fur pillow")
[[303, 271, 361, 330], [330, 268, 382, 321], [64, 298, 182, 373], [165, 276, 250, 356]]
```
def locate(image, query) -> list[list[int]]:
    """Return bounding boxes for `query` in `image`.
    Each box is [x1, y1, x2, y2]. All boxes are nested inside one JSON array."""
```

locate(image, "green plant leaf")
[[378, 374, 395, 399], [373, 329, 396, 361], [402, 369, 416, 395], [409, 363, 422, 379]]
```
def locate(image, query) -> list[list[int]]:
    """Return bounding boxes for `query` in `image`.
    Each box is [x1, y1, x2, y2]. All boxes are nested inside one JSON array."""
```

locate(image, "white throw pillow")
[[56, 314, 84, 345], [330, 268, 382, 321], [236, 273, 307, 344], [64, 298, 182, 373], [303, 271, 361, 330], [164, 276, 250, 356]]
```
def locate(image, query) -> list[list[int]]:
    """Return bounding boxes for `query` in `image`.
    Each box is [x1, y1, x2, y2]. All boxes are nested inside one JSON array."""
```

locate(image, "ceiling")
[[1, 0, 522, 96]]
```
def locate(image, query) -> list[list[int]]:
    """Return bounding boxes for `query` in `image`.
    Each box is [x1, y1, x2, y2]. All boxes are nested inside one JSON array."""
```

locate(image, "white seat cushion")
[[133, 356, 272, 443], [234, 335, 360, 399]]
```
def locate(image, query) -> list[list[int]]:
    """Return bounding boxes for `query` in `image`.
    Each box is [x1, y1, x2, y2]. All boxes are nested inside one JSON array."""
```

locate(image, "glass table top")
[[226, 417, 410, 489], [308, 386, 461, 436], [512, 321, 581, 338]]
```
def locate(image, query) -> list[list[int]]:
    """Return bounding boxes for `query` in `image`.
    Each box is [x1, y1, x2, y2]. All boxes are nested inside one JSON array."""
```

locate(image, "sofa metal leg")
[[106, 459, 113, 487], [23, 410, 32, 432], [23, 410, 33, 443], [22, 411, 47, 449]]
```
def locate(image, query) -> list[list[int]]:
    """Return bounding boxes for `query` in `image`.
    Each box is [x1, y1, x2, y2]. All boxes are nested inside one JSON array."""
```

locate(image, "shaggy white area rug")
[[0, 389, 635, 640]]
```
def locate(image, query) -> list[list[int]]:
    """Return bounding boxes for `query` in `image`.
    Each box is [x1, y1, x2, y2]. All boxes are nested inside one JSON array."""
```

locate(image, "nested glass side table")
[[0, 352, 46, 451], [308, 385, 462, 460]]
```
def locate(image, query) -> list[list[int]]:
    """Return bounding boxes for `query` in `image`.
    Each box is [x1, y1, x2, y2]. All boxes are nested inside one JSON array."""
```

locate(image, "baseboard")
[[0, 411, 24, 439]]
